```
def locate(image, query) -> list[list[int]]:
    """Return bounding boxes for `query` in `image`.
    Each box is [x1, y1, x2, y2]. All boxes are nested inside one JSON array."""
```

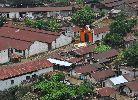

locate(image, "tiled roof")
[[125, 0, 138, 10], [0, 59, 53, 80], [91, 69, 115, 81], [93, 26, 110, 35], [98, 87, 117, 97], [72, 26, 80, 33], [101, 0, 125, 8], [0, 26, 58, 44], [74, 64, 97, 74], [0, 6, 78, 13], [67, 57, 83, 63], [93, 49, 118, 60], [124, 80, 138, 91], [0, 37, 31, 50], [73, 45, 96, 55]]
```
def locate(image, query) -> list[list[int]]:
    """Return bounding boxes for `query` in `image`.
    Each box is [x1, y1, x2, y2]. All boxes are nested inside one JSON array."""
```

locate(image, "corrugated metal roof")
[[47, 58, 72, 66], [109, 75, 128, 85]]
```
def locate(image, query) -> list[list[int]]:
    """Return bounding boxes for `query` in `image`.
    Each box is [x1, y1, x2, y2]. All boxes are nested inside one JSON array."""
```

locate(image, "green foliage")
[[103, 33, 124, 47], [46, 19, 61, 32], [33, 20, 46, 29], [51, 73, 65, 82], [24, 18, 34, 27], [0, 85, 31, 100], [123, 42, 138, 68], [110, 13, 137, 36], [75, 0, 84, 5], [71, 5, 95, 27], [24, 18, 61, 32], [134, 32, 138, 36], [34, 80, 93, 100], [94, 44, 111, 53]]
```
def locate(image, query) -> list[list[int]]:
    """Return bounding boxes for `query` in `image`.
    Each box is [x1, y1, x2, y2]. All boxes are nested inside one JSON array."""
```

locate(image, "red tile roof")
[[125, 80, 138, 91], [98, 87, 117, 97], [91, 69, 115, 81], [93, 26, 110, 35], [93, 49, 118, 60], [72, 26, 80, 33], [0, 6, 78, 13], [0, 26, 58, 43], [0, 37, 31, 50], [67, 57, 83, 63], [101, 0, 124, 8], [73, 45, 96, 55], [74, 64, 97, 74], [0, 59, 54, 80]]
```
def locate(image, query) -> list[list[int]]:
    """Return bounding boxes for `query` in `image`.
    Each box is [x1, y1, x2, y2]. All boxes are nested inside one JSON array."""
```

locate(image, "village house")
[[0, 24, 72, 64], [90, 69, 116, 85], [70, 64, 98, 80], [68, 45, 96, 61], [92, 49, 119, 64], [0, 59, 54, 91], [121, 80, 138, 98], [47, 58, 73, 71], [99, 0, 138, 16], [0, 6, 79, 19], [92, 26, 110, 43], [120, 67, 138, 77], [97, 87, 117, 100], [64, 26, 80, 38], [104, 75, 128, 88], [123, 33, 137, 48]]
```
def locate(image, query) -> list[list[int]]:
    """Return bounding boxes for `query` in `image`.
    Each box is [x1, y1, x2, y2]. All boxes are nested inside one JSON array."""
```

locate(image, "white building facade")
[[0, 67, 53, 91]]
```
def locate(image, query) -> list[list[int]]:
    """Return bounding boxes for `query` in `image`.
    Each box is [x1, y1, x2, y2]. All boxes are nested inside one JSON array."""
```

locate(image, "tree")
[[71, 5, 95, 27], [110, 13, 137, 36], [94, 43, 111, 53], [103, 33, 124, 48], [51, 73, 65, 82], [123, 42, 138, 68], [24, 18, 34, 27], [46, 19, 61, 32], [33, 20, 46, 29]]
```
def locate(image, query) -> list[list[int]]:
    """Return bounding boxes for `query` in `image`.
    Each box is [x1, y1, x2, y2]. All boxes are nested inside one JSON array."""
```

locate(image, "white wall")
[[104, 80, 114, 87], [29, 41, 48, 56], [0, 67, 53, 91], [93, 30, 109, 43], [54, 34, 72, 48], [0, 49, 9, 64], [26, 12, 34, 19], [47, 11, 60, 17], [65, 27, 80, 38], [9, 12, 20, 18], [120, 69, 138, 77]]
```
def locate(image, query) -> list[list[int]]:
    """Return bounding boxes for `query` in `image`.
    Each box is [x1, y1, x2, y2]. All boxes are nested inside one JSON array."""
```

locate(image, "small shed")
[[47, 58, 73, 71], [105, 75, 128, 88]]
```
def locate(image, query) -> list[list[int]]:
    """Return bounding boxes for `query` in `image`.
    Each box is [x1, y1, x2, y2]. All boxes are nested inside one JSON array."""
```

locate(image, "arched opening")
[[84, 33, 89, 42]]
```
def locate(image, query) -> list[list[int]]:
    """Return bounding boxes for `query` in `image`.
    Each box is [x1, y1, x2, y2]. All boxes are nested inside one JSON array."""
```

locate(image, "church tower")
[[80, 25, 93, 43]]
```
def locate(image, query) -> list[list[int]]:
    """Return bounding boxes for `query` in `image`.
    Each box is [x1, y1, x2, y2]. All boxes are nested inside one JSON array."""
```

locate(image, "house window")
[[26, 76, 30, 80], [15, 49, 22, 53], [11, 80, 14, 84], [32, 74, 37, 78]]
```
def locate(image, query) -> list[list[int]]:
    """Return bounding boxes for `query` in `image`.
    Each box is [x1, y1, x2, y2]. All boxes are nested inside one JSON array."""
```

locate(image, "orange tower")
[[80, 26, 93, 43]]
